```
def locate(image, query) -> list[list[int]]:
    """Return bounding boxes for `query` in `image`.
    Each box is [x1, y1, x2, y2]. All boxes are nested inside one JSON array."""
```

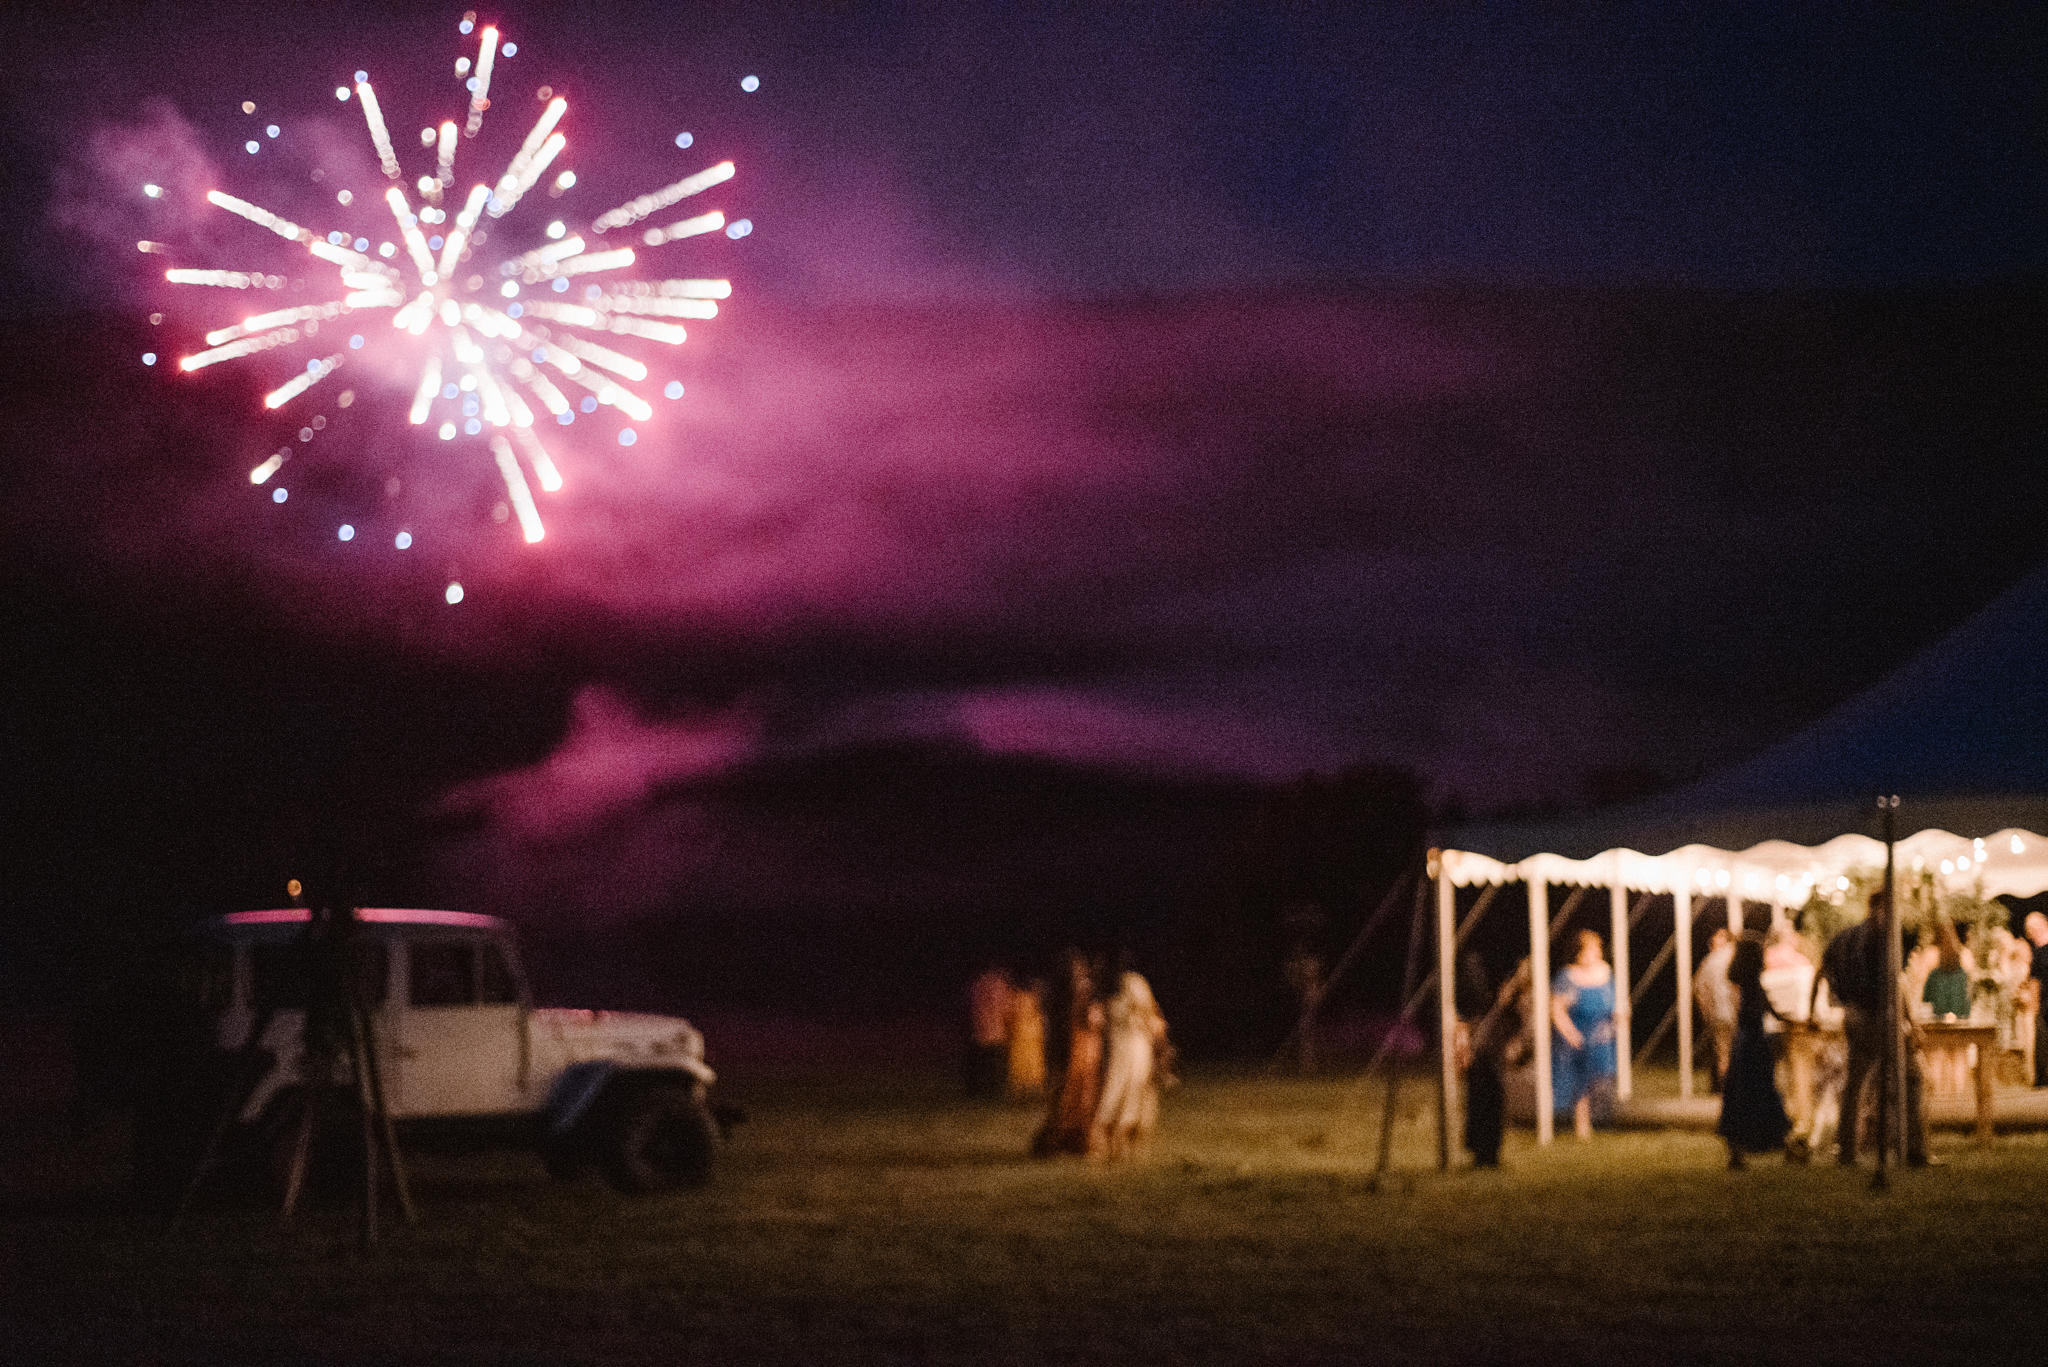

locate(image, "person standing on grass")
[[1552, 930, 1618, 1140], [965, 964, 1015, 1100], [1817, 889, 1932, 1166], [1006, 977, 1047, 1101], [1033, 952, 1104, 1156], [1695, 928, 1737, 1093], [1717, 934, 1793, 1168], [1456, 953, 1525, 1168], [1090, 971, 1168, 1160]]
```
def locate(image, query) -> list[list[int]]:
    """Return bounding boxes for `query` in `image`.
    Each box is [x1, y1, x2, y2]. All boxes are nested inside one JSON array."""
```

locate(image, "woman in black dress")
[[1717, 934, 1792, 1168]]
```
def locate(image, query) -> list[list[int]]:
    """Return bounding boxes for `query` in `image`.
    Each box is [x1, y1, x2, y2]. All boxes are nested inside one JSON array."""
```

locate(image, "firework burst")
[[146, 13, 744, 549]]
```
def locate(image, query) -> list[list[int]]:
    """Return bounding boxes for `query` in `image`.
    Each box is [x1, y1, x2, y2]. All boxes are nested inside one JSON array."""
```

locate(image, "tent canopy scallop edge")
[[1440, 826, 2048, 902]]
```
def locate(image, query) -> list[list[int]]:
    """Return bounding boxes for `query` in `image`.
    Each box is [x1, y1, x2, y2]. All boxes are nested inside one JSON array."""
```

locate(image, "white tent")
[[1433, 826, 2048, 1143], [1432, 563, 2048, 1142]]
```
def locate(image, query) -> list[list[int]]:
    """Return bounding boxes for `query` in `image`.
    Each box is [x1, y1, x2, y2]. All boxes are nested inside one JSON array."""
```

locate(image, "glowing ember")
[[155, 15, 740, 545]]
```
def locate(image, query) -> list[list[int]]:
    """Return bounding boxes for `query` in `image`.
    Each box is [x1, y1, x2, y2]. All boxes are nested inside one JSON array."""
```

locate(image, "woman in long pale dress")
[[1032, 955, 1102, 1156], [1090, 972, 1167, 1160]]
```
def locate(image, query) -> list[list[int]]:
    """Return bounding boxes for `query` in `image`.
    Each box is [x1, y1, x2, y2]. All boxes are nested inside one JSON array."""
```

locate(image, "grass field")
[[4, 1064, 2045, 1365]]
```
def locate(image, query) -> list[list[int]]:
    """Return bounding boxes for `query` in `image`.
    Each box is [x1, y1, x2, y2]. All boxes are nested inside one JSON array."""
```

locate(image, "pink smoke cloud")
[[438, 686, 756, 842]]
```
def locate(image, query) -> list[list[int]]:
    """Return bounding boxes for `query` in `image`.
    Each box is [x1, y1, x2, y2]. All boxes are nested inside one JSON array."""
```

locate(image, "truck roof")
[[199, 908, 505, 934]]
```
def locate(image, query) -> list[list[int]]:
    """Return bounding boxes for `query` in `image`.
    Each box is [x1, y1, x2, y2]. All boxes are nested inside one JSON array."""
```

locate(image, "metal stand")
[[175, 902, 414, 1244], [280, 905, 415, 1244], [1873, 794, 1900, 1191]]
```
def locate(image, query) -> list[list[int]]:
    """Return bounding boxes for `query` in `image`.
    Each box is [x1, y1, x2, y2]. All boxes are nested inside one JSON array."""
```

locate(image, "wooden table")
[[1920, 1020, 2000, 1148]]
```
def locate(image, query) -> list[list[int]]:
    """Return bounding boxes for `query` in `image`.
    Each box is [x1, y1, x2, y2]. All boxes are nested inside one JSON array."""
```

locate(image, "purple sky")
[[5, 3, 2046, 937]]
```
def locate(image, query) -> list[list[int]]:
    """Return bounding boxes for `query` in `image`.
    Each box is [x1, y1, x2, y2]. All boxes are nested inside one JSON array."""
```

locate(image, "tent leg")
[[1435, 856, 1458, 1169], [1610, 880, 1632, 1103], [1675, 887, 1694, 1101], [1530, 877, 1553, 1144]]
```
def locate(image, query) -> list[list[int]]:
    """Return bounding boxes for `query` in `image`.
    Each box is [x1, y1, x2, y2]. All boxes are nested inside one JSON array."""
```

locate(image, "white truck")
[[170, 907, 725, 1192]]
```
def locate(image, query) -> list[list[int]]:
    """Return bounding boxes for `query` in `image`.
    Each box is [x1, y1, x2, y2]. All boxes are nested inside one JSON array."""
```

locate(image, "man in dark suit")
[[1817, 889, 1929, 1166], [2026, 911, 2048, 1086]]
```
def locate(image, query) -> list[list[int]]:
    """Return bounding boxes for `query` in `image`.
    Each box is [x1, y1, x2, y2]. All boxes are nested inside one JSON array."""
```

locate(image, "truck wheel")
[[601, 1084, 718, 1192]]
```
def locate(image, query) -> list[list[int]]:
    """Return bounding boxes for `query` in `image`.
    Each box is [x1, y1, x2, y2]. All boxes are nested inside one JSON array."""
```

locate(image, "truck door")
[[395, 934, 527, 1117]]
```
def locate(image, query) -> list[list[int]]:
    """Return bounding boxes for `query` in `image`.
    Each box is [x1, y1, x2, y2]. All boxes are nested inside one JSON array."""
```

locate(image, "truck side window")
[[252, 942, 308, 1011], [477, 940, 518, 1004], [252, 937, 388, 1011], [410, 940, 473, 1007]]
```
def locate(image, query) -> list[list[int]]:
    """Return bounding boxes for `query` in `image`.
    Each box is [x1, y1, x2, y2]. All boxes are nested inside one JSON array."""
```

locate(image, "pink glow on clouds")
[[954, 688, 1299, 777], [51, 101, 1507, 661], [438, 687, 756, 841]]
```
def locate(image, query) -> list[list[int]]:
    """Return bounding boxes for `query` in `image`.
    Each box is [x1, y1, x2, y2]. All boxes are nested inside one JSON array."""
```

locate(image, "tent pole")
[[1610, 877, 1633, 1103], [1727, 892, 1743, 936], [1434, 853, 1457, 1170], [1530, 876, 1553, 1144], [1675, 885, 1694, 1101]]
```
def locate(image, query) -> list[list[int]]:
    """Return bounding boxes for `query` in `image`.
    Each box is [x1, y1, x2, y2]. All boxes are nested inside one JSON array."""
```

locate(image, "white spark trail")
[[436, 184, 492, 279], [593, 161, 735, 234], [488, 98, 568, 218], [393, 291, 436, 334], [504, 386, 537, 428], [204, 301, 345, 346], [549, 332, 648, 382], [166, 269, 261, 288], [263, 353, 344, 409], [355, 80, 402, 179], [409, 356, 443, 424], [554, 247, 636, 278], [473, 367, 512, 426], [605, 316, 689, 345], [490, 434, 545, 542], [508, 356, 571, 415], [384, 187, 439, 284], [553, 363, 653, 421], [598, 294, 717, 319], [436, 121, 459, 191], [516, 300, 599, 327], [307, 240, 389, 273], [180, 327, 300, 370], [642, 210, 723, 245], [206, 190, 308, 242], [507, 236, 587, 277], [512, 424, 564, 491], [465, 27, 498, 138]]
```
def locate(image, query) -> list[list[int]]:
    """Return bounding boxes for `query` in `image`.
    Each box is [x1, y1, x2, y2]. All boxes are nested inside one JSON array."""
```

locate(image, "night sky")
[[4, 3, 2045, 1010]]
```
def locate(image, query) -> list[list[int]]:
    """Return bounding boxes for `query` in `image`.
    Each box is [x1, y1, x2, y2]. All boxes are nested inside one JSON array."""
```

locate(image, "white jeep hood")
[[531, 1008, 713, 1081]]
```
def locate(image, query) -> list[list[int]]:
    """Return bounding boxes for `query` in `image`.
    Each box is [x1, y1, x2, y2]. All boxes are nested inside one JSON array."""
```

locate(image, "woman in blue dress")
[[1717, 933, 1792, 1167], [1551, 930, 1618, 1140]]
